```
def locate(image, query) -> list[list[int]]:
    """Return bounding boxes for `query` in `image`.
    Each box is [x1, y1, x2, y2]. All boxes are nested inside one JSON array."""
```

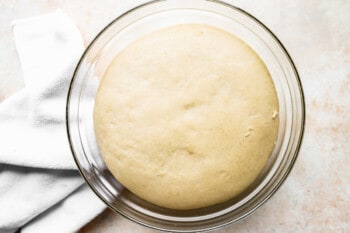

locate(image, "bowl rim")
[[66, 0, 306, 232]]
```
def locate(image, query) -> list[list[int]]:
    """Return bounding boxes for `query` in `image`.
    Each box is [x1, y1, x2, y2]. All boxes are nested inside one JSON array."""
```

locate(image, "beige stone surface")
[[1, 0, 349, 232]]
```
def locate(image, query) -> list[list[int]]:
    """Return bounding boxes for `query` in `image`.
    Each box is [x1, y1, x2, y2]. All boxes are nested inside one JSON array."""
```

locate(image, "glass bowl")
[[66, 0, 305, 232]]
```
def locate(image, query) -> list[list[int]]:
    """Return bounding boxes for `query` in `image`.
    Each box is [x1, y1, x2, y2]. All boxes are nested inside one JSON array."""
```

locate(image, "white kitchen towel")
[[0, 10, 105, 233], [0, 9, 81, 170]]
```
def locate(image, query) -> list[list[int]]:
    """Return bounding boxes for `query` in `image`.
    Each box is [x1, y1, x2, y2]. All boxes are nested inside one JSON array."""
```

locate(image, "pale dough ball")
[[94, 24, 279, 210]]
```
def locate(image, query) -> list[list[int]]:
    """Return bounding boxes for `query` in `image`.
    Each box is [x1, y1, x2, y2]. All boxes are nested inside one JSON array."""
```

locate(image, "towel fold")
[[0, 10, 105, 233]]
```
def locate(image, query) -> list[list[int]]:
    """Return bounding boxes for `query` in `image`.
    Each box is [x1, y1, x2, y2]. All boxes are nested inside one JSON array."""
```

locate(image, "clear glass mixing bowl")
[[66, 0, 305, 232]]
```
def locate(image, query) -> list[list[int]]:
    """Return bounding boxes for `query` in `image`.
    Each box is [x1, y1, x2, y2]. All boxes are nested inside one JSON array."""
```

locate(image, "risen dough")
[[94, 24, 279, 210]]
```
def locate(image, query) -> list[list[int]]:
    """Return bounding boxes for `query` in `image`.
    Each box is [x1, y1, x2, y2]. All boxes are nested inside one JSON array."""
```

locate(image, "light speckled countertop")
[[1, 1, 349, 232]]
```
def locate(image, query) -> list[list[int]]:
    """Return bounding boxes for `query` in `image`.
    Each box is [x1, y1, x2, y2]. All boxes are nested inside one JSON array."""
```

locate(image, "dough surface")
[[94, 24, 279, 210]]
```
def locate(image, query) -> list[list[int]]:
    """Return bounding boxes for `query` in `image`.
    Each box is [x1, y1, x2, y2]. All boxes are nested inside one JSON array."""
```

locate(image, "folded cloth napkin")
[[0, 10, 105, 233]]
